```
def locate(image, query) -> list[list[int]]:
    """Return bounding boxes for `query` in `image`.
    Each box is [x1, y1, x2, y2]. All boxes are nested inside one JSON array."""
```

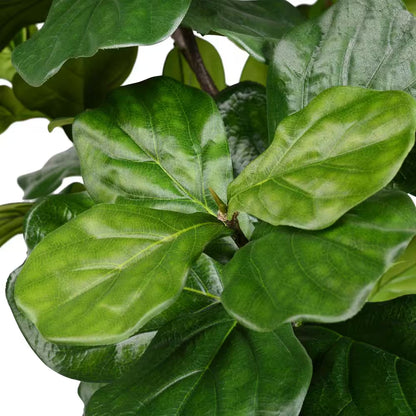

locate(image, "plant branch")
[[171, 27, 219, 97]]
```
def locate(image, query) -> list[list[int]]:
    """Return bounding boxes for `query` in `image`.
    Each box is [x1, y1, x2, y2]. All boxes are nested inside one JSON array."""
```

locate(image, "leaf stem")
[[171, 27, 219, 97]]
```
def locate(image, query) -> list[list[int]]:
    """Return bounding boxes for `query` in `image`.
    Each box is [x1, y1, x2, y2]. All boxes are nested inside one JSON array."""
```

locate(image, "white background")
[[0, 1, 315, 415]]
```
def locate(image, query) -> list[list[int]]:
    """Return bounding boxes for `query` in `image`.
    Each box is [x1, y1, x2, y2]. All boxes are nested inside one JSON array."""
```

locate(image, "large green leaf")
[[13, 48, 138, 120], [18, 147, 81, 199], [12, 0, 191, 87], [0, 202, 32, 247], [240, 57, 268, 86], [184, 0, 305, 62], [14, 204, 229, 345], [85, 305, 312, 416], [268, 0, 416, 131], [228, 87, 416, 229], [0, 0, 51, 51], [216, 82, 268, 177], [0, 86, 43, 134], [297, 296, 416, 415], [163, 36, 226, 91], [73, 77, 233, 216], [222, 191, 416, 332]]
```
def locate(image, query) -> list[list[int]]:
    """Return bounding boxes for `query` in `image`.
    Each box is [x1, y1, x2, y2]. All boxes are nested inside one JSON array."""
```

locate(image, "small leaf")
[[240, 57, 268, 86], [297, 296, 416, 415], [0, 202, 33, 247], [163, 36, 226, 91], [222, 191, 416, 331], [14, 205, 229, 345], [12, 0, 191, 86], [85, 305, 312, 416], [73, 77, 233, 216], [216, 82, 268, 177], [228, 87, 416, 229], [18, 147, 81, 199]]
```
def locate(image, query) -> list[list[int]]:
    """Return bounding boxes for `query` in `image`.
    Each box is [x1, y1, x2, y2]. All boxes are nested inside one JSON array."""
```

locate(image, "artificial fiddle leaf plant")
[[3, 0, 416, 415]]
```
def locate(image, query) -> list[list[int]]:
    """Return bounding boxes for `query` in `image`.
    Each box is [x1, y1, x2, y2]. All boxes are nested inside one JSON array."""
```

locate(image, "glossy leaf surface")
[[73, 77, 232, 216], [14, 205, 228, 345], [268, 0, 416, 129], [163, 36, 226, 91], [184, 0, 304, 62], [297, 296, 416, 415], [85, 305, 312, 416], [228, 87, 416, 229], [370, 237, 416, 302], [18, 147, 81, 199], [222, 191, 416, 331], [0, 202, 32, 247], [216, 82, 268, 177], [13, 48, 138, 120], [12, 0, 191, 86], [240, 57, 268, 86]]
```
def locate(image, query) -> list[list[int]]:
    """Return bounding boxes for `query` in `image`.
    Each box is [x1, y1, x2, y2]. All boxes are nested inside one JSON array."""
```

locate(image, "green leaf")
[[0, 86, 43, 134], [163, 36, 226, 91], [18, 147, 81, 199], [222, 191, 416, 332], [13, 47, 138, 120], [405, 0, 416, 15], [204, 236, 238, 264], [184, 0, 305, 62], [228, 87, 416, 229], [370, 237, 416, 302], [297, 296, 416, 415], [84, 305, 312, 416], [12, 0, 191, 87], [14, 205, 229, 345], [0, 48, 15, 82], [0, 202, 32, 247], [240, 57, 268, 86], [73, 77, 233, 216], [216, 82, 268, 177], [0, 0, 51, 51], [268, 0, 416, 131], [23, 192, 94, 251], [391, 145, 416, 193]]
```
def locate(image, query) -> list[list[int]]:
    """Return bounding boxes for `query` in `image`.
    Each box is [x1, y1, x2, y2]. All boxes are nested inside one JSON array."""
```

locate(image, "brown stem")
[[171, 27, 219, 97], [224, 212, 249, 248]]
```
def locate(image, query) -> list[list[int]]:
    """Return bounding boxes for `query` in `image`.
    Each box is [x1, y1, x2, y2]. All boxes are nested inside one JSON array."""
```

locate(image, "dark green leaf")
[[12, 0, 191, 86], [14, 205, 229, 345], [23, 192, 94, 251], [85, 305, 312, 416], [240, 57, 268, 86], [13, 47, 138, 120], [0, 202, 32, 247], [163, 36, 226, 91], [391, 144, 416, 193], [297, 296, 416, 415], [18, 147, 81, 199], [184, 0, 305, 62], [268, 0, 416, 131], [73, 77, 232, 216], [204, 236, 238, 264], [216, 82, 268, 177], [228, 87, 416, 229], [405, 0, 416, 15], [222, 191, 416, 331], [0, 86, 43, 134]]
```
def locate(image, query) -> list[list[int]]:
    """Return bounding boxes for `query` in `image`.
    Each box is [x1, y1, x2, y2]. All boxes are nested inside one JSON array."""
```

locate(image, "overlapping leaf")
[[12, 0, 191, 86], [240, 57, 268, 86], [73, 77, 233, 216], [0, 202, 32, 247], [228, 87, 416, 229], [85, 305, 312, 416], [222, 191, 416, 331]]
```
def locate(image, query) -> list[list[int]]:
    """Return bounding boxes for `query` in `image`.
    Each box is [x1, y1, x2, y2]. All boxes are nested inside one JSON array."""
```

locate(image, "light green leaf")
[[0, 86, 44, 134], [184, 0, 305, 62], [163, 36, 226, 91], [222, 191, 416, 332], [0, 48, 15, 82], [240, 57, 268, 86], [0, 202, 32, 247], [12, 0, 191, 87], [228, 87, 416, 230], [73, 77, 233, 216], [18, 147, 81, 199], [216, 82, 268, 177], [85, 305, 312, 416], [268, 0, 416, 131], [297, 296, 416, 415], [14, 205, 229, 345], [13, 48, 138, 120], [370, 237, 416, 302]]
